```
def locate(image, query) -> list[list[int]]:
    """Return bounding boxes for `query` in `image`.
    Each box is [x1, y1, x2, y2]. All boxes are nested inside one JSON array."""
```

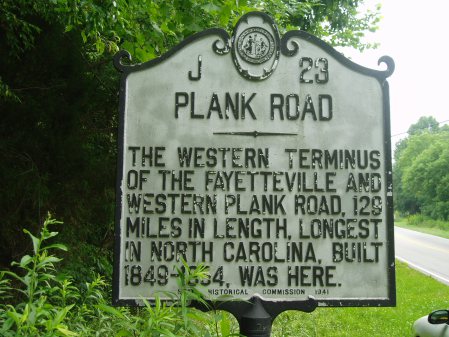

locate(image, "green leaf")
[[39, 256, 62, 265], [151, 22, 163, 35], [23, 229, 39, 255], [51, 304, 74, 328], [220, 314, 231, 336], [19, 255, 33, 268], [115, 330, 133, 337], [95, 39, 105, 54], [2, 270, 25, 285], [43, 243, 68, 251], [46, 231, 59, 239], [56, 326, 78, 336], [6, 309, 21, 325], [201, 3, 221, 12], [21, 303, 30, 324], [95, 303, 127, 319], [1, 316, 15, 331]]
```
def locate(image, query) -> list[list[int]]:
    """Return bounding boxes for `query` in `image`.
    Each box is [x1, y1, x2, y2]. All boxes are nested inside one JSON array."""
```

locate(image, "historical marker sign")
[[113, 12, 395, 308]]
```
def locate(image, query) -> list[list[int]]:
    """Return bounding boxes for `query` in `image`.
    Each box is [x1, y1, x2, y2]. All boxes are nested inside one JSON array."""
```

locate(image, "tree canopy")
[[407, 116, 440, 136], [0, 0, 382, 269], [394, 117, 449, 220]]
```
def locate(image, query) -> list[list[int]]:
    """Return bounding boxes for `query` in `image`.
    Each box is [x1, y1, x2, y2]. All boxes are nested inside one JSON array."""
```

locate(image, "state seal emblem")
[[237, 27, 275, 64]]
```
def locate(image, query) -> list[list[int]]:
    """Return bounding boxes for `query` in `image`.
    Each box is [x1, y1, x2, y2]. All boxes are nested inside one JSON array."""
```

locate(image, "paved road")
[[395, 226, 449, 285]]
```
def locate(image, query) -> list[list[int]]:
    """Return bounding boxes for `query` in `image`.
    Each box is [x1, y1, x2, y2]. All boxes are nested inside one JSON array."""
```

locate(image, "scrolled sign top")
[[114, 12, 394, 82]]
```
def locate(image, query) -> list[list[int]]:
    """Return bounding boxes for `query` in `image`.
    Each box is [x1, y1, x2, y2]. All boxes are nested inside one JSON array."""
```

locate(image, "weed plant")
[[0, 215, 240, 336]]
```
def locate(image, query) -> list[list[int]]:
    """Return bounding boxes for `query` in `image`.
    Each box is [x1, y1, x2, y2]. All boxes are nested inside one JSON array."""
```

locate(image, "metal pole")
[[239, 297, 272, 337]]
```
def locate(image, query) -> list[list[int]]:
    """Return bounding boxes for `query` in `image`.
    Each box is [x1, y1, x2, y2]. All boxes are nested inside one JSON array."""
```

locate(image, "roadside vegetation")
[[394, 117, 449, 222], [1, 218, 448, 336], [393, 116, 449, 239], [273, 261, 449, 337], [395, 215, 449, 239], [0, 217, 241, 336]]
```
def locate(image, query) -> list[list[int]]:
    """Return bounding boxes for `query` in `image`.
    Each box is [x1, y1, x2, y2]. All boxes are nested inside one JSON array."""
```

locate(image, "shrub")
[[0, 216, 240, 336], [406, 214, 449, 232], [406, 214, 426, 227]]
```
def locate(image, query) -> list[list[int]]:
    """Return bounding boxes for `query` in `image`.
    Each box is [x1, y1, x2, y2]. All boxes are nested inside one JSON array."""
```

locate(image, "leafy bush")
[[406, 214, 426, 227], [406, 214, 449, 232], [0, 216, 240, 337]]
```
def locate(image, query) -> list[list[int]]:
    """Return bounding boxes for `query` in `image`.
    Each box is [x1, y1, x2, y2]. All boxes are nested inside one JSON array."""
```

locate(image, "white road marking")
[[396, 255, 449, 286]]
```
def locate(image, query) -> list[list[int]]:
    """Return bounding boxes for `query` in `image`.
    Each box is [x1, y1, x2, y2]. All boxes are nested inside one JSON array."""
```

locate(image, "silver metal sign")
[[113, 12, 395, 309]]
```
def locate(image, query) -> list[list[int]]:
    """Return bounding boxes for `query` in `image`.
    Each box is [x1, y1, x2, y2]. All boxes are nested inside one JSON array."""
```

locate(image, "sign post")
[[113, 11, 395, 334]]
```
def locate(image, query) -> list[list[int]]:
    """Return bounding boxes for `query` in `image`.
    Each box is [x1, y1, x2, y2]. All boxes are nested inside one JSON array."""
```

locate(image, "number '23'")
[[299, 57, 329, 84]]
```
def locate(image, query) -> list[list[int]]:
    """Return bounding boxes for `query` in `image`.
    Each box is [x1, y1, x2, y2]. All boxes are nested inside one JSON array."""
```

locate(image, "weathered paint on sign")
[[113, 12, 395, 309]]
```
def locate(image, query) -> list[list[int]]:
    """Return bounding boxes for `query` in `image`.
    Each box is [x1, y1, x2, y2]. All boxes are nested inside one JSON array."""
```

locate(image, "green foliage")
[[407, 116, 440, 136], [0, 0, 382, 276], [266, 0, 382, 50], [394, 118, 449, 220], [406, 214, 449, 232], [405, 213, 427, 227], [2, 0, 379, 64], [0, 216, 76, 336], [0, 217, 240, 337]]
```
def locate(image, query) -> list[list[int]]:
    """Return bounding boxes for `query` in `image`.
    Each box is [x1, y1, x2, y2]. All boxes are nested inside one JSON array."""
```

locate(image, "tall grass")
[[272, 261, 449, 336]]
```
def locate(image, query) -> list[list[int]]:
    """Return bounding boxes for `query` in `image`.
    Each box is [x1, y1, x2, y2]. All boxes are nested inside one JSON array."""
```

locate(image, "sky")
[[341, 0, 449, 145]]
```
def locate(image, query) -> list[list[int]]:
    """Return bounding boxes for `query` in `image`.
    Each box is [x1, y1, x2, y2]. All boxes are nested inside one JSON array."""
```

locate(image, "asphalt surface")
[[395, 226, 449, 286]]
